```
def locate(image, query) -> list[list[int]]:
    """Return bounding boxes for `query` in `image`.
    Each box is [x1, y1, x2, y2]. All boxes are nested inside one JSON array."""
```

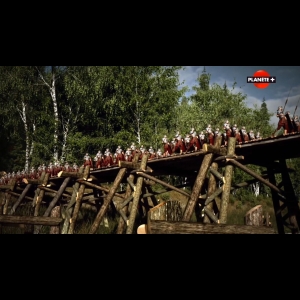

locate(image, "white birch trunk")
[[29, 122, 36, 158], [18, 101, 30, 172], [37, 67, 59, 163]]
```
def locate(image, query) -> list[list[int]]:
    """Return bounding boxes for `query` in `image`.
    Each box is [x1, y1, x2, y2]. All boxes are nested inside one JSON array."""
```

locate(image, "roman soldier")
[[232, 125, 243, 144], [130, 143, 137, 157], [248, 130, 256, 141], [174, 134, 186, 154], [148, 146, 156, 160], [29, 167, 37, 179], [156, 148, 163, 158], [274, 108, 289, 137], [94, 151, 103, 168], [125, 148, 133, 162], [72, 163, 79, 172], [206, 125, 214, 145], [240, 126, 249, 142], [284, 111, 294, 133], [47, 163, 54, 177], [185, 134, 191, 150], [162, 135, 172, 157], [64, 162, 71, 172], [170, 138, 176, 153], [199, 131, 207, 147], [189, 130, 201, 151], [139, 145, 146, 159], [83, 153, 93, 168], [103, 149, 113, 167], [294, 115, 300, 132], [223, 120, 232, 146], [115, 146, 125, 165]]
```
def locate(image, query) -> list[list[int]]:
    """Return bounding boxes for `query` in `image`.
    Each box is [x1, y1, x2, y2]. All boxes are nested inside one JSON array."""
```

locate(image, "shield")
[[285, 113, 295, 133]]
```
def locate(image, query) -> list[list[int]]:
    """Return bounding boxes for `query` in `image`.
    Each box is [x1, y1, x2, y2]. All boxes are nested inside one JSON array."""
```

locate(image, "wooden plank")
[[118, 160, 153, 172], [147, 220, 277, 234], [0, 215, 62, 226]]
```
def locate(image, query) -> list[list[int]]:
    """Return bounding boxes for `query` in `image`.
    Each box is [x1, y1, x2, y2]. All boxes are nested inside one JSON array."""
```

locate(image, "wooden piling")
[[219, 137, 236, 224], [50, 206, 61, 234], [116, 154, 139, 234], [61, 166, 84, 234], [89, 167, 127, 234], [68, 166, 90, 234], [34, 176, 71, 234], [126, 154, 149, 234], [204, 137, 222, 223], [182, 136, 222, 222]]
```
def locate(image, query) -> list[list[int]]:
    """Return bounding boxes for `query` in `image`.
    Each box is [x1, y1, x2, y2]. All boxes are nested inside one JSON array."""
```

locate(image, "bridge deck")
[[88, 132, 300, 183]]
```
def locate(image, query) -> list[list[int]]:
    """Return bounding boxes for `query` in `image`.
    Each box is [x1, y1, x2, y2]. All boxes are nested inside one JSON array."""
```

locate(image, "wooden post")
[[267, 166, 285, 234], [116, 154, 139, 234], [34, 176, 71, 234], [126, 154, 149, 234], [50, 206, 61, 234], [3, 180, 16, 215], [34, 173, 50, 217], [279, 159, 300, 233], [147, 220, 276, 234], [182, 136, 222, 222], [68, 166, 90, 234], [219, 137, 236, 224], [204, 137, 221, 223], [89, 167, 128, 234], [61, 166, 84, 234]]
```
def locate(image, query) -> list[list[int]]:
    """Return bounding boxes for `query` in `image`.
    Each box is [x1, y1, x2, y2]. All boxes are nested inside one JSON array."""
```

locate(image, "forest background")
[[0, 66, 299, 201]]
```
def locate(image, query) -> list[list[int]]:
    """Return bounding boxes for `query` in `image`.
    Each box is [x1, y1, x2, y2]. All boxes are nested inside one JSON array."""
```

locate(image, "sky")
[[178, 66, 300, 127]]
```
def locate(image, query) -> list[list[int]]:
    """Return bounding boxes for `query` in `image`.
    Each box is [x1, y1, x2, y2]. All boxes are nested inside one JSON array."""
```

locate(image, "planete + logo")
[[247, 70, 276, 89]]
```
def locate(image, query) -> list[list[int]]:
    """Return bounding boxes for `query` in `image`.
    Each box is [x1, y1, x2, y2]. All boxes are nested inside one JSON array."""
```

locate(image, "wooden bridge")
[[1, 133, 300, 234]]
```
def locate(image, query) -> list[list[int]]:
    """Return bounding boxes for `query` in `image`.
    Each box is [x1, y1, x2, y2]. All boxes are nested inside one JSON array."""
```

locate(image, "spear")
[[293, 98, 300, 119], [283, 87, 292, 113]]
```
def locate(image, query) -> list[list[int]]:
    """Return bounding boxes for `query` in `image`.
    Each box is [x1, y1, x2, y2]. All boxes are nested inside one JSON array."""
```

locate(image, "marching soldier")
[[156, 148, 163, 158], [232, 125, 243, 144], [199, 131, 207, 148], [83, 153, 93, 168], [206, 125, 214, 145], [162, 135, 172, 157], [148, 146, 156, 160], [294, 115, 300, 132], [224, 120, 232, 146], [248, 130, 256, 141], [273, 107, 289, 137], [125, 148, 133, 162], [240, 126, 249, 142]]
